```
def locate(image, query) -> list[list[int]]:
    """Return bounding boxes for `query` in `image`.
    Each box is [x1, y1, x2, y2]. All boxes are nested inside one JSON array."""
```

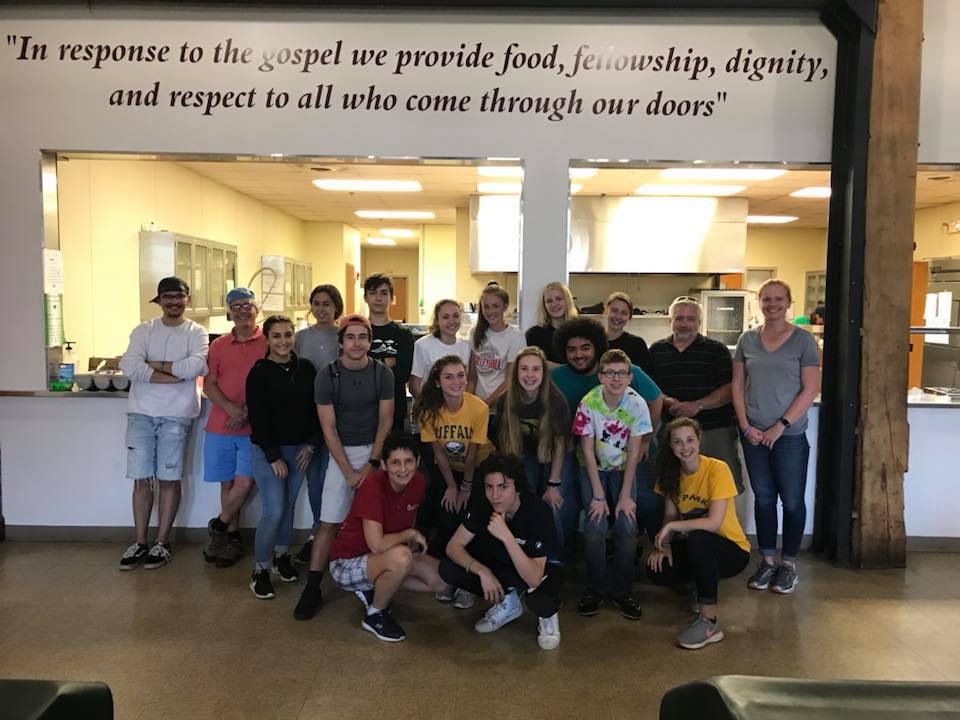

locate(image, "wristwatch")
[[779, 417, 791, 428], [369, 457, 381, 468]]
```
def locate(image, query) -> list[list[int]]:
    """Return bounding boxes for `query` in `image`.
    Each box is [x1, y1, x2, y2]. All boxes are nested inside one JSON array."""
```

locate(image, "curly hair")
[[552, 317, 609, 366]]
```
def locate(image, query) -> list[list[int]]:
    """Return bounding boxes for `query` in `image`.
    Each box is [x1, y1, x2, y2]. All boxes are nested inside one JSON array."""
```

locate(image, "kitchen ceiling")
[[176, 159, 960, 243]]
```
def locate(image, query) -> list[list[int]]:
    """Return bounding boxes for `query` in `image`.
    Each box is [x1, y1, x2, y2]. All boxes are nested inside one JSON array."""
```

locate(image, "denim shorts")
[[203, 431, 253, 483], [329, 555, 374, 592], [125, 413, 193, 481]]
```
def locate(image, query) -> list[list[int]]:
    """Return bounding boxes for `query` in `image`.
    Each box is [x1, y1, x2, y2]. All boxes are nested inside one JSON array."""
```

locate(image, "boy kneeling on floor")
[[328, 433, 447, 642], [440, 454, 564, 650]]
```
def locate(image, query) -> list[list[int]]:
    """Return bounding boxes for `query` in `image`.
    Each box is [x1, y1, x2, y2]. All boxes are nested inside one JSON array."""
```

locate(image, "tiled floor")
[[0, 543, 957, 719]]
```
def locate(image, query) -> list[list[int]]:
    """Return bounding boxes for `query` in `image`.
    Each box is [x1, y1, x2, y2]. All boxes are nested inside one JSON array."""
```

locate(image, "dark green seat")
[[661, 675, 960, 719], [0, 680, 113, 720]]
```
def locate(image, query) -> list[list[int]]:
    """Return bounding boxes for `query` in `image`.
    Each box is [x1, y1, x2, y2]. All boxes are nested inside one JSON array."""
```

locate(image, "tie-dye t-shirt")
[[572, 385, 653, 471]]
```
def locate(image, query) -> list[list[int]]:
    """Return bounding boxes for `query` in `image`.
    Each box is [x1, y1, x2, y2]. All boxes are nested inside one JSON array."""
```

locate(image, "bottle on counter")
[[56, 341, 77, 390]]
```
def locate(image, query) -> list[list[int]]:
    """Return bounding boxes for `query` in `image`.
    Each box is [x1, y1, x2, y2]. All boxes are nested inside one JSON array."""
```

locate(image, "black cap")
[[151, 276, 190, 303]]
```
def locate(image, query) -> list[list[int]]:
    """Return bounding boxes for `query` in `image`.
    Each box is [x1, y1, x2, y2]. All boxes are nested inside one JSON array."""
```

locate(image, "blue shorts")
[[203, 431, 253, 483], [125, 413, 193, 482]]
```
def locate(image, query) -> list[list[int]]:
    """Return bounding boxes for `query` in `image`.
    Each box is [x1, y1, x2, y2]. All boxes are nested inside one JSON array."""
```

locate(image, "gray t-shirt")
[[314, 359, 394, 446], [734, 327, 820, 435], [294, 326, 339, 372]]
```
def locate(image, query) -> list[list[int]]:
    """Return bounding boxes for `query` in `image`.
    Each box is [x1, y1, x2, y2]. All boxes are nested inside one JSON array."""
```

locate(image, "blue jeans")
[[252, 444, 306, 567], [740, 432, 810, 560], [579, 467, 639, 597], [522, 452, 580, 562], [305, 443, 330, 530]]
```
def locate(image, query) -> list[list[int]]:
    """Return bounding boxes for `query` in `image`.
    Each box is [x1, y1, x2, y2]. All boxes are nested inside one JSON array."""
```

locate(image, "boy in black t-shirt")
[[364, 273, 414, 433], [440, 454, 564, 650]]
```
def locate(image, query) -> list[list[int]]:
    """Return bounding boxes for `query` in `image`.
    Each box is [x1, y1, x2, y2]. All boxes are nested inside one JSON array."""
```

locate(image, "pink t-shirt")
[[204, 326, 265, 435]]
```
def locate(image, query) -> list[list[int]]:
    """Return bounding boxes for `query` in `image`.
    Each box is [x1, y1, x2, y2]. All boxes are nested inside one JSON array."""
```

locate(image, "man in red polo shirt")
[[328, 433, 447, 642], [203, 288, 266, 568]]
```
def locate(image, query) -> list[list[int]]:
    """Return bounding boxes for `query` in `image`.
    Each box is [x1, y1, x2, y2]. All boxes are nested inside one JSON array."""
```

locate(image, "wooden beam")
[[854, 0, 922, 568]]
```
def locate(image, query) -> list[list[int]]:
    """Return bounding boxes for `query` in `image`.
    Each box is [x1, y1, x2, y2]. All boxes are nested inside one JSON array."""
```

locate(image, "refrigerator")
[[700, 290, 756, 348]]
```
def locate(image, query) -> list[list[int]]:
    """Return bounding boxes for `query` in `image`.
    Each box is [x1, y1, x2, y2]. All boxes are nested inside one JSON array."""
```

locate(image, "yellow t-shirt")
[[419, 392, 494, 472], [657, 455, 750, 553]]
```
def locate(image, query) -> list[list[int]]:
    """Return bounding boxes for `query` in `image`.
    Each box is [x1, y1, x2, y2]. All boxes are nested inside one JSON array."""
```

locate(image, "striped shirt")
[[648, 334, 734, 431]]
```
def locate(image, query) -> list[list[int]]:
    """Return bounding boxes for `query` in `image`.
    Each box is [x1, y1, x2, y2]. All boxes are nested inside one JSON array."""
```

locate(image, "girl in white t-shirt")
[[467, 284, 523, 406], [409, 298, 471, 398]]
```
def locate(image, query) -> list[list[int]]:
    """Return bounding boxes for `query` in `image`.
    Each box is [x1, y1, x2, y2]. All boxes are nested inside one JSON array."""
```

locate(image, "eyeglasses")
[[600, 369, 631, 379], [229, 302, 254, 312]]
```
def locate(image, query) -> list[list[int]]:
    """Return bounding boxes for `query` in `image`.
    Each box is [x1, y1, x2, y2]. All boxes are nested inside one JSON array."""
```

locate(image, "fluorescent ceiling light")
[[313, 179, 422, 192], [746, 215, 799, 224], [477, 166, 523, 177], [355, 210, 435, 220], [634, 184, 746, 197], [477, 182, 522, 194], [569, 168, 598, 179], [570, 184, 584, 194], [790, 186, 832, 198], [659, 168, 787, 181], [367, 237, 397, 246], [379, 228, 417, 238]]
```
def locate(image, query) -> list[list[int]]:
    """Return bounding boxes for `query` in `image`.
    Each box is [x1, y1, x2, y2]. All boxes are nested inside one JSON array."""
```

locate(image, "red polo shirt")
[[204, 325, 265, 435]]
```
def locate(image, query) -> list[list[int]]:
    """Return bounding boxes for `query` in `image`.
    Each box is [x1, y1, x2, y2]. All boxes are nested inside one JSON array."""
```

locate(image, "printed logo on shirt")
[[534, 540, 543, 551], [515, 537, 527, 546], [681, 492, 709, 506], [474, 346, 503, 375], [444, 441, 466, 457], [406, 503, 420, 512], [370, 338, 399, 358]]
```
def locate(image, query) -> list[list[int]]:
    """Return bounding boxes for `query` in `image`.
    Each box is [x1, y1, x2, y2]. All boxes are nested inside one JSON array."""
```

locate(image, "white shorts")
[[329, 555, 374, 592], [319, 444, 373, 524]]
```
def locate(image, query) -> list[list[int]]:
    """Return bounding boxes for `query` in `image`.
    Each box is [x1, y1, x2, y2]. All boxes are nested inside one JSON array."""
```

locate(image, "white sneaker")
[[452, 588, 476, 609], [474, 590, 522, 633], [537, 613, 561, 650]]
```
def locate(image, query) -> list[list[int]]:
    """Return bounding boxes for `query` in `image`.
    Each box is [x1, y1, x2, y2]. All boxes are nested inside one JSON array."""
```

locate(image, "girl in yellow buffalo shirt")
[[647, 417, 751, 650]]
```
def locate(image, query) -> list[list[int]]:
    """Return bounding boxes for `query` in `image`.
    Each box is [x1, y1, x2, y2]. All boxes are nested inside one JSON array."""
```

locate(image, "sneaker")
[[770, 563, 799, 594], [475, 590, 523, 633], [143, 543, 172, 570], [250, 569, 275, 599], [294, 582, 323, 621], [203, 517, 227, 564], [355, 589, 375, 611], [434, 586, 456, 603], [215, 536, 244, 568], [677, 615, 724, 650], [362, 608, 406, 642], [293, 536, 314, 567], [613, 594, 643, 621], [452, 588, 477, 609], [273, 554, 299, 583], [537, 613, 561, 650], [747, 561, 778, 590], [577, 588, 603, 617], [119, 542, 149, 571]]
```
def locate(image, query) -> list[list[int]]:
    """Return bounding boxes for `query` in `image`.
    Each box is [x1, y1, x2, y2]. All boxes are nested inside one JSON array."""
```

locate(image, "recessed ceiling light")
[[790, 186, 832, 198], [380, 228, 417, 238], [477, 182, 522, 194], [747, 215, 799, 224], [355, 210, 436, 219], [634, 184, 746, 197], [367, 237, 397, 246], [569, 168, 598, 179], [477, 166, 523, 177], [659, 168, 787, 181], [570, 184, 584, 193], [312, 179, 422, 192]]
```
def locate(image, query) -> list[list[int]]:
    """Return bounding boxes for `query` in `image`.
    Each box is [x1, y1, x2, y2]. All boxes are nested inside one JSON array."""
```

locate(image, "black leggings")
[[646, 530, 750, 605], [419, 462, 469, 559], [439, 556, 564, 619]]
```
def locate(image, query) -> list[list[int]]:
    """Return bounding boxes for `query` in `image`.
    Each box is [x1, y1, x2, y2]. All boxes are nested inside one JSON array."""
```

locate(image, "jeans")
[[579, 467, 639, 598], [305, 443, 330, 529], [124, 413, 192, 481], [521, 452, 580, 562], [740, 432, 810, 560], [252, 444, 306, 567], [439, 556, 564, 618], [646, 530, 750, 605]]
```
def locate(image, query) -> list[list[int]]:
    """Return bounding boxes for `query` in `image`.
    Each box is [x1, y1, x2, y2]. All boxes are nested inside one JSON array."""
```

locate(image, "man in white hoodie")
[[118, 277, 208, 570]]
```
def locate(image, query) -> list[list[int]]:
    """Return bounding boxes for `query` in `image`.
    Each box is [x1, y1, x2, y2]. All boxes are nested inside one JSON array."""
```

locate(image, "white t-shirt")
[[411, 334, 472, 381], [118, 318, 209, 419], [471, 325, 523, 402]]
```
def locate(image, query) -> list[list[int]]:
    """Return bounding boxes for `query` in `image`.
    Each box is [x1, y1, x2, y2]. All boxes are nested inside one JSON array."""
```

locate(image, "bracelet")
[[741, 426, 755, 438], [546, 480, 562, 487], [466, 560, 476, 575], [592, 495, 605, 503]]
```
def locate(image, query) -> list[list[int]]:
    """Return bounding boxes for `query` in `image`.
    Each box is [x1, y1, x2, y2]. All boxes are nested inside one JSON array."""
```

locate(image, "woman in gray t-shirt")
[[732, 279, 820, 596]]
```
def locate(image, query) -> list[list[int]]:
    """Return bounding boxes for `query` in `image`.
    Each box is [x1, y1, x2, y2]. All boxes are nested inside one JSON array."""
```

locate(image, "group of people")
[[117, 270, 819, 651]]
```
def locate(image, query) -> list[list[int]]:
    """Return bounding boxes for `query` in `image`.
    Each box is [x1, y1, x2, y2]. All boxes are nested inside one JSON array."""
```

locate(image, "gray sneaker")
[[677, 615, 724, 650], [747, 561, 778, 590], [770, 563, 799, 594], [203, 517, 227, 564], [216, 536, 244, 568]]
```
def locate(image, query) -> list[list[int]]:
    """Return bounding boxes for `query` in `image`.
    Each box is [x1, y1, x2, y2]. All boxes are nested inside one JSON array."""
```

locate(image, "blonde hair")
[[427, 298, 463, 339], [599, 348, 631, 371], [498, 346, 564, 464], [758, 278, 793, 302], [537, 282, 578, 327]]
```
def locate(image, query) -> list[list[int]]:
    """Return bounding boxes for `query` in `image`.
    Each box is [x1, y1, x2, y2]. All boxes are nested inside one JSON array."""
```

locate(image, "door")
[[345, 263, 356, 314], [390, 276, 408, 322]]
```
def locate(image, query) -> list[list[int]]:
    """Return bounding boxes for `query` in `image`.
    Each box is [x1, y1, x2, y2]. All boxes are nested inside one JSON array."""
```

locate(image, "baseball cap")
[[226, 287, 257, 307], [151, 277, 189, 303], [338, 313, 372, 334]]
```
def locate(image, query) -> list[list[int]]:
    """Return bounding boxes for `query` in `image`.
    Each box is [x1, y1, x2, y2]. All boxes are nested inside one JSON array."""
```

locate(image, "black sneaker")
[[577, 588, 603, 617], [613, 594, 643, 621], [293, 537, 314, 567], [294, 582, 323, 621], [143, 543, 172, 570], [274, 554, 299, 583], [119, 542, 149, 571], [362, 609, 406, 642], [250, 569, 275, 600]]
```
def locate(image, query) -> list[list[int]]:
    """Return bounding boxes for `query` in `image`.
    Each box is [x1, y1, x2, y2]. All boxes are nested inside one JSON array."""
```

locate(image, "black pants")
[[439, 556, 564, 619], [645, 530, 750, 605], [420, 463, 468, 559]]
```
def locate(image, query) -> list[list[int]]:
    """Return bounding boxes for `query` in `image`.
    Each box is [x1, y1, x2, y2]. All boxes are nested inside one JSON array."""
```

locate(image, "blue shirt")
[[551, 363, 661, 420]]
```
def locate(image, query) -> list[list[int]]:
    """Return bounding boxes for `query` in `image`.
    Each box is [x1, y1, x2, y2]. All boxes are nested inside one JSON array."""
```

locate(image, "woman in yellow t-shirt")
[[647, 417, 751, 650]]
